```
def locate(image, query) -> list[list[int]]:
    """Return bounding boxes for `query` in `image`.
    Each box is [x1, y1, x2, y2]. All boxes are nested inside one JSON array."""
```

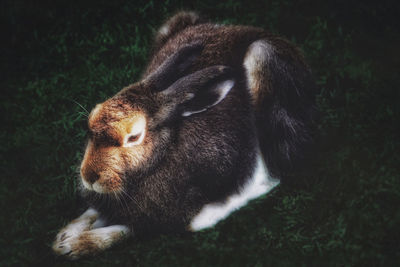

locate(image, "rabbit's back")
[[144, 23, 268, 78]]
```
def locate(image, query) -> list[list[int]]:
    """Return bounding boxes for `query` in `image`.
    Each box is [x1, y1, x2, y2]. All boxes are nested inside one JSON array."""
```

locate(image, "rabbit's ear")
[[153, 11, 204, 51], [144, 43, 203, 91], [181, 79, 235, 116], [159, 65, 235, 117]]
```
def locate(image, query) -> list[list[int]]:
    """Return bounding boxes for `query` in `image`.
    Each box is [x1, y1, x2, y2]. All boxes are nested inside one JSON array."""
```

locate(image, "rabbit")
[[52, 11, 316, 259]]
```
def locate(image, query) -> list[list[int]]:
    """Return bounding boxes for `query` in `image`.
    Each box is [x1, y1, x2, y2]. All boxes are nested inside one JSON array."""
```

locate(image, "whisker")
[[70, 99, 90, 117], [117, 190, 131, 217], [120, 188, 144, 211], [112, 190, 124, 216]]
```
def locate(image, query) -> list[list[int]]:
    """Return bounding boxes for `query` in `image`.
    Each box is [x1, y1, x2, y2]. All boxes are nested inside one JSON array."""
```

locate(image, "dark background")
[[1, 0, 399, 266]]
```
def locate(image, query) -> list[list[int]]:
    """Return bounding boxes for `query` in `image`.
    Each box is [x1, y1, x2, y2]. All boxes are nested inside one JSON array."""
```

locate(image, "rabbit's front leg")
[[52, 208, 130, 259]]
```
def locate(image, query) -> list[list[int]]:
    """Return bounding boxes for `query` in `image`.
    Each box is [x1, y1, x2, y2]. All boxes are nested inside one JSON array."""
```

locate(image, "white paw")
[[52, 233, 96, 260], [52, 234, 77, 259], [54, 208, 100, 243], [52, 225, 130, 259], [53, 228, 74, 249]]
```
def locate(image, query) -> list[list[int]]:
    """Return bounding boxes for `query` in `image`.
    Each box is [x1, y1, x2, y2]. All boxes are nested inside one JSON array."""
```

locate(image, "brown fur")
[[70, 232, 102, 255], [81, 98, 151, 192]]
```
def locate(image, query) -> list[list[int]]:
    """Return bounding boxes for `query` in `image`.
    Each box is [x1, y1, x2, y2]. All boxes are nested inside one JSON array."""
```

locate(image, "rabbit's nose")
[[83, 168, 100, 184], [87, 172, 100, 184]]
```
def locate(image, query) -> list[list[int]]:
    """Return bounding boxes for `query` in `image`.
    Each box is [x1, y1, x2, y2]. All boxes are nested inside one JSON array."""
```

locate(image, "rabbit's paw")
[[53, 208, 101, 245], [53, 225, 130, 260]]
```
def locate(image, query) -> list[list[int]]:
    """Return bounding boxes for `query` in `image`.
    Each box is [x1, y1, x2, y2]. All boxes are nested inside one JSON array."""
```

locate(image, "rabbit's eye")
[[123, 130, 145, 147], [128, 133, 141, 143], [124, 132, 144, 147], [122, 116, 146, 147]]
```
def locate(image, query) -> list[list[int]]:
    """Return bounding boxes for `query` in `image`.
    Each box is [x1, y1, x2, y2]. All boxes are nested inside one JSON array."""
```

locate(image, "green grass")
[[1, 0, 400, 266]]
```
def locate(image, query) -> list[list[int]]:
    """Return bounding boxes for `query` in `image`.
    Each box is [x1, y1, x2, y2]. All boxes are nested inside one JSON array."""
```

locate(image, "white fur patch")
[[243, 40, 273, 102], [92, 181, 105, 193], [213, 80, 235, 106], [182, 109, 207, 117], [81, 177, 93, 191], [189, 151, 280, 231], [159, 25, 169, 36]]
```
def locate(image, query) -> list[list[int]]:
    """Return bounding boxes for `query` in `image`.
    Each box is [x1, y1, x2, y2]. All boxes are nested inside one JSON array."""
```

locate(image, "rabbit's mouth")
[[80, 171, 123, 194]]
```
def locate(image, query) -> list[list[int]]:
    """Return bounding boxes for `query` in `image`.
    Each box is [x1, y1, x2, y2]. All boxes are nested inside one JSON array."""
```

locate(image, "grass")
[[1, 0, 400, 266]]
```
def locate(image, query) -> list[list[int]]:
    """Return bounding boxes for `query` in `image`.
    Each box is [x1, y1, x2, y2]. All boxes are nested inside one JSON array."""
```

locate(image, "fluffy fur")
[[53, 11, 316, 259]]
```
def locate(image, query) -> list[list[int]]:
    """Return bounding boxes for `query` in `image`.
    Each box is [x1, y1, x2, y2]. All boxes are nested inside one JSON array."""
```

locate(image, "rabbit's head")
[[80, 44, 237, 194]]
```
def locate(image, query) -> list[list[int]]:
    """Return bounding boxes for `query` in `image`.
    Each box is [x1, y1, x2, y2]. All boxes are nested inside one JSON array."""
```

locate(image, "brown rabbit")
[[53, 11, 316, 259]]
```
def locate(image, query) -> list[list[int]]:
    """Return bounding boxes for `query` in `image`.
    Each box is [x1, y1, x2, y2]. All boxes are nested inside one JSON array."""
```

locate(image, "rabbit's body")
[[149, 17, 315, 178], [53, 12, 315, 259]]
